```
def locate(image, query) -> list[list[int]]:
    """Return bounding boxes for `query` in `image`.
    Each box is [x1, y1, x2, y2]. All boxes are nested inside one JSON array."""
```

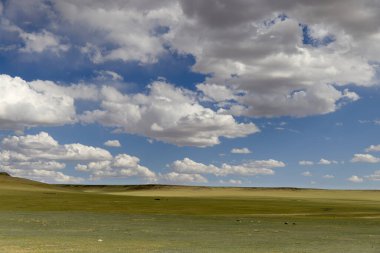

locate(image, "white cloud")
[[160, 172, 208, 184], [359, 120, 380, 126], [302, 171, 312, 177], [170, 157, 285, 177], [231, 148, 251, 154], [197, 83, 237, 102], [95, 70, 123, 81], [365, 145, 380, 152], [348, 175, 364, 183], [351, 154, 380, 163], [171, 158, 219, 175], [1, 0, 377, 118], [323, 174, 335, 179], [342, 89, 360, 102], [318, 158, 338, 165], [0, 74, 76, 130], [0, 166, 83, 184], [299, 160, 314, 166], [3, 20, 69, 54], [76, 154, 157, 182], [0, 0, 379, 146], [219, 179, 242, 185], [31, 81, 101, 101], [104, 140, 121, 147], [80, 81, 259, 147], [168, 2, 373, 117], [19, 30, 70, 54], [2, 131, 58, 151], [228, 179, 242, 185], [0, 131, 155, 183], [365, 170, 380, 181], [2, 132, 113, 161], [34, 170, 83, 183], [220, 164, 276, 177], [0, 73, 258, 147], [0, 151, 29, 162], [54, 0, 179, 63], [0, 159, 67, 180], [10, 161, 66, 170]]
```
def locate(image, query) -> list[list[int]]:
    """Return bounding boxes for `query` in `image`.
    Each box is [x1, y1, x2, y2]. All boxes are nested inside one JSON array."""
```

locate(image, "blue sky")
[[1, 0, 380, 188]]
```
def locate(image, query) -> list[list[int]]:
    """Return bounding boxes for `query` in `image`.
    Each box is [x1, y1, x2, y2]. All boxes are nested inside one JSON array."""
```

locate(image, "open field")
[[1, 173, 380, 252]]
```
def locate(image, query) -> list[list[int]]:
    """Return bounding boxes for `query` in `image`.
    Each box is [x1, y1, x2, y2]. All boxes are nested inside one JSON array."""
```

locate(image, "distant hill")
[[0, 172, 57, 192]]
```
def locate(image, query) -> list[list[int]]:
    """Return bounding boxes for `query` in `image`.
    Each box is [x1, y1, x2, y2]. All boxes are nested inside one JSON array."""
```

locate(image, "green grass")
[[1, 174, 380, 252]]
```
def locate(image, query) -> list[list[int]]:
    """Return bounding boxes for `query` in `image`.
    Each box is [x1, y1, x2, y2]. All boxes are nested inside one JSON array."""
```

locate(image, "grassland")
[[1, 173, 380, 252]]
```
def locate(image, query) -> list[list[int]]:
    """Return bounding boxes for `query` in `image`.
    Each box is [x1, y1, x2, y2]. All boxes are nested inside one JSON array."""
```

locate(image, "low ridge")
[[0, 172, 60, 192]]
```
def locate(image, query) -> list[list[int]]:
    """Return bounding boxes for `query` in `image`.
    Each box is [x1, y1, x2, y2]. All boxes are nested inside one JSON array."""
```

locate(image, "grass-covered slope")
[[0, 172, 57, 192], [1, 178, 380, 216], [1, 174, 380, 252]]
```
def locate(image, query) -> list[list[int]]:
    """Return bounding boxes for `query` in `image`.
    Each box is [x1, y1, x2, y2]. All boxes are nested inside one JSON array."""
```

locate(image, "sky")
[[0, 0, 380, 188]]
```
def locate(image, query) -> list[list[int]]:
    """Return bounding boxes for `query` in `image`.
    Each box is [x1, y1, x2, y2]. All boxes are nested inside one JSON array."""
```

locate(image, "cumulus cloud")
[[0, 0, 378, 118], [299, 160, 314, 166], [0, 74, 76, 130], [104, 140, 121, 147], [170, 157, 285, 177], [299, 159, 338, 166], [19, 30, 70, 54], [348, 175, 364, 183], [171, 158, 219, 175], [365, 170, 380, 181], [34, 170, 83, 183], [365, 145, 380, 152], [318, 158, 338, 165], [80, 81, 259, 147], [231, 148, 251, 154], [2, 132, 112, 161], [168, 1, 376, 117], [162, 156, 284, 184], [351, 154, 380, 163], [197, 83, 237, 102], [160, 172, 208, 184], [75, 154, 157, 181], [323, 174, 335, 179], [4, 168, 83, 184], [30, 81, 101, 101], [0, 162, 83, 184], [8, 161, 66, 170], [0, 0, 179, 63], [302, 171, 312, 177], [95, 70, 123, 81], [55, 0, 179, 63], [0, 131, 112, 183], [1, 19, 69, 54], [219, 179, 242, 185], [0, 73, 258, 147], [0, 131, 154, 183]]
